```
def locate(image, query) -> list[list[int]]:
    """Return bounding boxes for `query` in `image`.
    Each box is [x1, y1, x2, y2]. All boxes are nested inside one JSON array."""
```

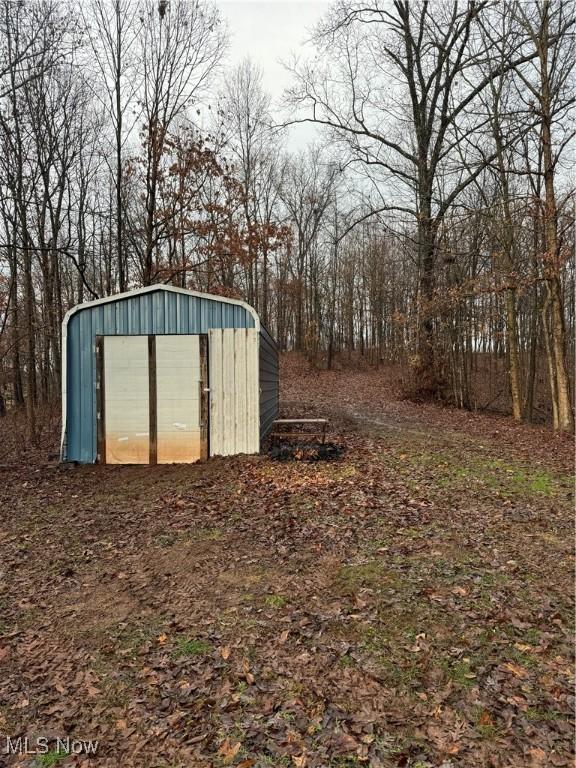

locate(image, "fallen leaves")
[[502, 661, 529, 679], [477, 710, 494, 727], [218, 739, 242, 764], [529, 747, 548, 765], [0, 362, 572, 768], [220, 645, 231, 660]]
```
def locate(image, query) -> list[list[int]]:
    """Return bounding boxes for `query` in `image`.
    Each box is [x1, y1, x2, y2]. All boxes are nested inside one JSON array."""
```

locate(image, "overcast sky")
[[218, 1, 330, 148]]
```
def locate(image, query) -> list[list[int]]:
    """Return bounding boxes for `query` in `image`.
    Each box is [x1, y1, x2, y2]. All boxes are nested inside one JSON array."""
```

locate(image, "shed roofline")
[[61, 284, 260, 330], [60, 285, 260, 460]]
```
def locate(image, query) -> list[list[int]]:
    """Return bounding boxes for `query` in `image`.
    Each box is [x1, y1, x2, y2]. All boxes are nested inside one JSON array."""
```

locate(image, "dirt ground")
[[0, 356, 573, 768]]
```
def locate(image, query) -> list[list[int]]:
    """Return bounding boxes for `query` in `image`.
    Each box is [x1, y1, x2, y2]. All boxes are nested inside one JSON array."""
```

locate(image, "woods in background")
[[0, 0, 574, 431]]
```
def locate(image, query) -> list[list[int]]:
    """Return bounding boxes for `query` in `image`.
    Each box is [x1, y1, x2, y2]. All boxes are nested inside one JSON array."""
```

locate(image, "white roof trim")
[[60, 285, 260, 460], [61, 284, 260, 330]]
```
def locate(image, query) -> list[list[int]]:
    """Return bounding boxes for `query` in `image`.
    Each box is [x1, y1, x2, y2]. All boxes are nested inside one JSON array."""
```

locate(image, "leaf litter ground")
[[0, 356, 573, 767]]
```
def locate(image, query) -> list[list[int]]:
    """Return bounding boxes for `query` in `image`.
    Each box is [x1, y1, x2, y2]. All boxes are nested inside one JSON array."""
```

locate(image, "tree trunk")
[[538, 3, 573, 432], [115, 0, 125, 291], [24, 245, 36, 438], [505, 287, 523, 421], [415, 216, 441, 395], [546, 274, 573, 431], [523, 284, 539, 422], [541, 294, 559, 427]]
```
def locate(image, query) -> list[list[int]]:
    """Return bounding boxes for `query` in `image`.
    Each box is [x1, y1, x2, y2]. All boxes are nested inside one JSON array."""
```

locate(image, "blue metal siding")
[[64, 288, 255, 463], [259, 326, 279, 440]]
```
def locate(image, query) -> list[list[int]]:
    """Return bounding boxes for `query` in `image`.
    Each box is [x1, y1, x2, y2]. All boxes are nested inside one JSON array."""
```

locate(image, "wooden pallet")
[[270, 418, 329, 444]]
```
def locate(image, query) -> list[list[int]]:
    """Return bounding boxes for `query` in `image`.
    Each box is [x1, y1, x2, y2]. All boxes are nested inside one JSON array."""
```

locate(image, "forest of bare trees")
[[0, 0, 574, 431]]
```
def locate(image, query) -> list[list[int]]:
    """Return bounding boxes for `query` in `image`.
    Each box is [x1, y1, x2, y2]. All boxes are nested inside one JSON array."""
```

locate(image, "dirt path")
[[280, 356, 573, 474], [0, 361, 573, 768]]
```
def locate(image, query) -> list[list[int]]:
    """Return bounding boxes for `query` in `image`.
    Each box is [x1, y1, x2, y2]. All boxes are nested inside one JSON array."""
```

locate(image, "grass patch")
[[361, 625, 390, 654], [36, 750, 69, 767], [374, 733, 426, 759], [336, 560, 396, 592], [478, 571, 509, 588], [441, 658, 477, 688], [470, 706, 500, 739], [378, 657, 421, 686], [264, 594, 286, 609], [253, 756, 292, 767], [332, 464, 358, 480], [526, 472, 555, 494], [507, 647, 539, 669], [522, 627, 541, 644], [476, 722, 499, 739], [383, 447, 563, 500], [111, 621, 162, 657], [359, 626, 423, 686], [525, 707, 567, 722], [172, 637, 211, 658], [194, 527, 223, 540]]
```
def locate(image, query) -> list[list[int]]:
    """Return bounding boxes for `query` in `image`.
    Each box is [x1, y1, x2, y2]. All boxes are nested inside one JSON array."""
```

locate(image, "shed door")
[[102, 336, 150, 464], [156, 335, 204, 464], [208, 328, 259, 456], [98, 334, 208, 464]]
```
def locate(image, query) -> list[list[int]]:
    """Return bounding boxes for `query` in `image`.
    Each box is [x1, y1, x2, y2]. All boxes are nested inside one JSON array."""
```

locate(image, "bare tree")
[[81, 0, 140, 292], [278, 149, 338, 352], [514, 0, 574, 432], [135, 0, 226, 285], [287, 0, 558, 395], [0, 1, 65, 431], [0, 0, 572, 435], [476, 12, 528, 422], [0, 0, 67, 99]]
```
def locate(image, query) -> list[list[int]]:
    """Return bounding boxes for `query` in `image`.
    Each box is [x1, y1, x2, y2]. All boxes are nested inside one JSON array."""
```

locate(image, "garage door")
[[96, 335, 208, 464]]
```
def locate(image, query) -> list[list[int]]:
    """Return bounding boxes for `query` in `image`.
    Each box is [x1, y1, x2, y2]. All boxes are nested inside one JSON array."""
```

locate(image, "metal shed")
[[60, 285, 279, 464]]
